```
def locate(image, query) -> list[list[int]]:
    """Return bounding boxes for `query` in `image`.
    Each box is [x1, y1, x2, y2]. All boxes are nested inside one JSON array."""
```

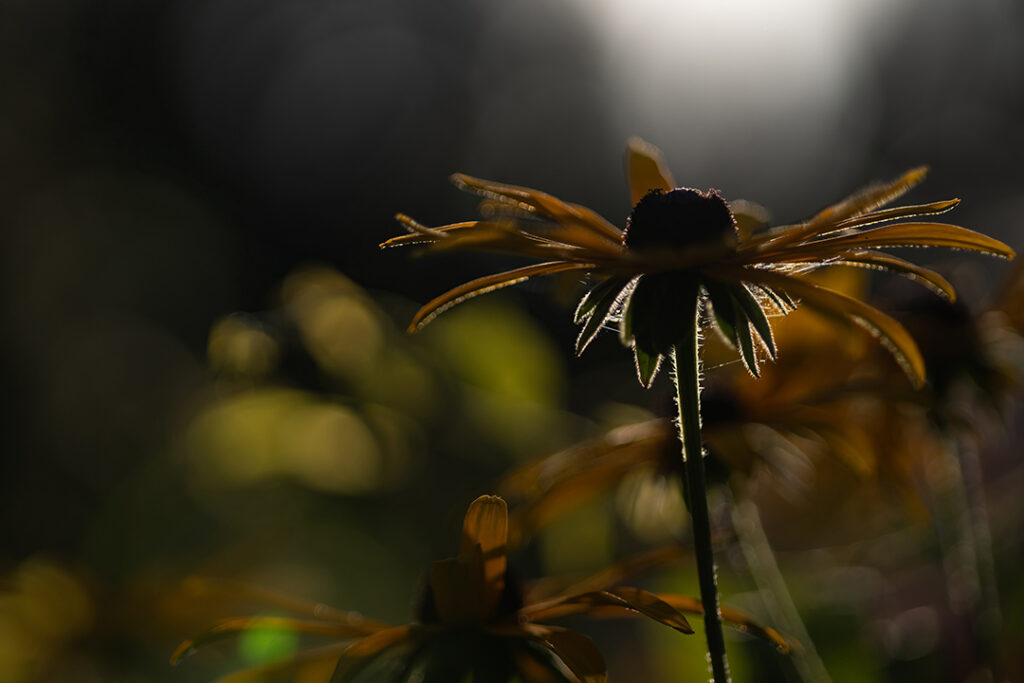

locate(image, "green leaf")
[[704, 281, 739, 349]]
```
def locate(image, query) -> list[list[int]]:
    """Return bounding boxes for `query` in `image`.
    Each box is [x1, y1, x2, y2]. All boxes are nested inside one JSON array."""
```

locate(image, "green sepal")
[[733, 305, 760, 377], [704, 281, 739, 349], [623, 273, 699, 357], [634, 345, 663, 388], [575, 277, 631, 355], [756, 285, 795, 313], [574, 275, 631, 324], [730, 283, 776, 360]]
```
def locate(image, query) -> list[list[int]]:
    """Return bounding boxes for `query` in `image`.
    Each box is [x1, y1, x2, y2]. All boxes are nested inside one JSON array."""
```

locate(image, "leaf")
[[408, 261, 595, 332], [626, 137, 676, 206]]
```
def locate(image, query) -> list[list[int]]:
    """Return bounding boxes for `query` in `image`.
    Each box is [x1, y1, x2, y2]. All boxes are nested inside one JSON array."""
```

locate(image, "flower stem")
[[673, 317, 730, 683]]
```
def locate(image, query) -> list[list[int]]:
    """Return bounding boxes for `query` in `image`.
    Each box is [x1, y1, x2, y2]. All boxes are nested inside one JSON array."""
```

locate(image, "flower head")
[[385, 138, 1013, 387], [173, 495, 786, 682]]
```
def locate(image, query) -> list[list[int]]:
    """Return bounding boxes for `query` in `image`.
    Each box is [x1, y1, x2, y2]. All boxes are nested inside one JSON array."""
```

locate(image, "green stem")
[[673, 320, 730, 683]]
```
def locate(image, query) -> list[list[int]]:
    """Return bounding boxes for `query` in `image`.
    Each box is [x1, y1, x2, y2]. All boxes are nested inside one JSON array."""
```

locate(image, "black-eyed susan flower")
[[172, 495, 786, 683], [385, 137, 1012, 389], [386, 139, 1012, 682]]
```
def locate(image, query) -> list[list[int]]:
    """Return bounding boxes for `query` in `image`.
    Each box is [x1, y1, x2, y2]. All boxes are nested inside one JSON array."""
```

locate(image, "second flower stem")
[[673, 309, 730, 683]]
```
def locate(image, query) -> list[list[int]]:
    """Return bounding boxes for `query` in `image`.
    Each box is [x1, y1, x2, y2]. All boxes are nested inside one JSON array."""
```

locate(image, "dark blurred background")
[[2, 0, 1024, 680]]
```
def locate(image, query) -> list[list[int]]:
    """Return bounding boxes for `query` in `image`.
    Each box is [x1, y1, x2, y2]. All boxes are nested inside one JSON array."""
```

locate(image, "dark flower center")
[[623, 188, 738, 252]]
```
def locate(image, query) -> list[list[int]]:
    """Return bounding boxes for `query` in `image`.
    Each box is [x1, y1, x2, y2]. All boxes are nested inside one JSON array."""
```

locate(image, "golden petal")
[[452, 174, 622, 243], [760, 222, 1015, 262], [656, 595, 792, 653], [170, 616, 378, 665], [461, 495, 509, 612], [830, 251, 956, 301], [519, 624, 607, 683], [626, 137, 677, 206], [758, 167, 930, 249], [407, 261, 596, 332]]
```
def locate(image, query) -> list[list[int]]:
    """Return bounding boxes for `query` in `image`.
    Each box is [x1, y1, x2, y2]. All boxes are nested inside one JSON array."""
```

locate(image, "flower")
[[172, 495, 787, 682], [384, 138, 1013, 387]]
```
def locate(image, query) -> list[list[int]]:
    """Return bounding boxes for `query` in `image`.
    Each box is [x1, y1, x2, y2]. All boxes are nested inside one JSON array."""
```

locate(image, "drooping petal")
[[408, 261, 596, 332], [451, 174, 623, 243], [626, 137, 676, 206], [727, 268, 927, 388], [170, 616, 381, 664], [656, 595, 791, 653], [208, 642, 353, 683], [331, 626, 420, 683], [829, 251, 956, 301], [524, 588, 693, 634], [517, 624, 607, 683], [177, 577, 390, 628]]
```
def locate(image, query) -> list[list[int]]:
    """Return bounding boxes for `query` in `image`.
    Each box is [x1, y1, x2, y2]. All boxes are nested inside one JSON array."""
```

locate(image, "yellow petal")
[[461, 495, 509, 612], [177, 577, 388, 627], [520, 624, 607, 683], [524, 588, 692, 634], [831, 251, 956, 301], [170, 616, 379, 664], [656, 595, 791, 653], [759, 167, 929, 249], [759, 222, 1015, 262], [626, 137, 676, 206], [451, 174, 622, 242], [834, 198, 960, 230], [407, 261, 596, 332]]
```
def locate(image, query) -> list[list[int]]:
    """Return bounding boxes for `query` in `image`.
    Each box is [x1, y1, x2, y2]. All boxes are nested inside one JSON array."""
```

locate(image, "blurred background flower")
[[3, 0, 1024, 681]]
